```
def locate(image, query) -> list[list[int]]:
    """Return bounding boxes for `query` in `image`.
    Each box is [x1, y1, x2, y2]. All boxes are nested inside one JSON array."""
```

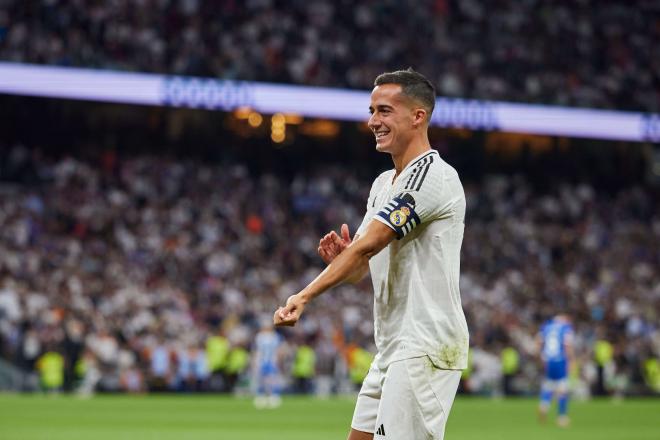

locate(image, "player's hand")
[[318, 223, 352, 264], [273, 294, 306, 327]]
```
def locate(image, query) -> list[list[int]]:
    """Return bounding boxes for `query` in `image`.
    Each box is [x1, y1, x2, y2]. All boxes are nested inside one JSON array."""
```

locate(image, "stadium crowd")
[[1, 0, 659, 112], [0, 145, 659, 396]]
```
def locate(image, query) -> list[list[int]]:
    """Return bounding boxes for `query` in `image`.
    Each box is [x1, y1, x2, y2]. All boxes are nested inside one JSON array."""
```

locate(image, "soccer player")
[[274, 68, 468, 440], [538, 314, 574, 427], [252, 319, 284, 409]]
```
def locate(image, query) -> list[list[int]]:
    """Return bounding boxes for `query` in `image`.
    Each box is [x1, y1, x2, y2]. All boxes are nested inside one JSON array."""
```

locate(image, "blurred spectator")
[[206, 331, 230, 391], [501, 345, 520, 396], [77, 350, 101, 396], [149, 337, 172, 392], [225, 344, 249, 393], [36, 348, 64, 392], [291, 339, 316, 394]]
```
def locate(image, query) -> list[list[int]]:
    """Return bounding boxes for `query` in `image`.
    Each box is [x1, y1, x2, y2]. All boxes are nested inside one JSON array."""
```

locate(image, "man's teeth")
[[376, 132, 389, 138]]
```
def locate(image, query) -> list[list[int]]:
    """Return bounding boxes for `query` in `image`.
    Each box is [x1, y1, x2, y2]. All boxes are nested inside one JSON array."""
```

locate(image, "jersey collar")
[[391, 149, 437, 185]]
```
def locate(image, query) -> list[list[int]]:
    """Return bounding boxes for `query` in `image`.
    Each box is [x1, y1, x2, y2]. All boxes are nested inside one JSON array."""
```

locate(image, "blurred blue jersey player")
[[252, 319, 283, 409], [538, 314, 574, 427]]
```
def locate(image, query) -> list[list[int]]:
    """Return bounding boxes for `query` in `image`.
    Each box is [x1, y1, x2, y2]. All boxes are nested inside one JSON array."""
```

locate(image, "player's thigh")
[[351, 362, 383, 434], [556, 378, 569, 395], [347, 428, 373, 440], [541, 377, 568, 396], [377, 357, 461, 440]]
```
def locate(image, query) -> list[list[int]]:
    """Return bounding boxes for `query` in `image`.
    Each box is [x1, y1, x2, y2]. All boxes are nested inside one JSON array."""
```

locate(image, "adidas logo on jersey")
[[375, 424, 386, 436]]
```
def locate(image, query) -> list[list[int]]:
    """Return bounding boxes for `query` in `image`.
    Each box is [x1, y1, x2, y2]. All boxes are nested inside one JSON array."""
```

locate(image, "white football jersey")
[[357, 150, 469, 370]]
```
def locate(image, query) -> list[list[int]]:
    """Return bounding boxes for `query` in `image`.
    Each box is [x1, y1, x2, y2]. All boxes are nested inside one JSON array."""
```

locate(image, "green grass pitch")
[[0, 394, 658, 439]]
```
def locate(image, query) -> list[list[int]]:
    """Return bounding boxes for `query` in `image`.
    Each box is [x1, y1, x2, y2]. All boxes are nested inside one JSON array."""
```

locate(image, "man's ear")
[[412, 108, 427, 127]]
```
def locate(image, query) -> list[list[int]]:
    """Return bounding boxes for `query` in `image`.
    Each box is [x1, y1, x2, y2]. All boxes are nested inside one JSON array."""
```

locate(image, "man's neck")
[[391, 142, 432, 177]]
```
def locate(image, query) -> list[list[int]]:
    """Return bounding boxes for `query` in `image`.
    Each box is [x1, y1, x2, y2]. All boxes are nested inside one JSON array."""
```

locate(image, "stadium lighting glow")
[[271, 113, 286, 126], [271, 112, 286, 143], [1, 62, 659, 143], [247, 112, 263, 128]]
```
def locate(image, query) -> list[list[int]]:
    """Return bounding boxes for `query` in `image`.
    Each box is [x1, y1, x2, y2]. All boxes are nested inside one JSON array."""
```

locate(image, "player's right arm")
[[274, 220, 395, 327]]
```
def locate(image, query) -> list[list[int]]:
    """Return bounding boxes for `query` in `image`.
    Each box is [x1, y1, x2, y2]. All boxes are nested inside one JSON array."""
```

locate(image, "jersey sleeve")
[[374, 163, 448, 239]]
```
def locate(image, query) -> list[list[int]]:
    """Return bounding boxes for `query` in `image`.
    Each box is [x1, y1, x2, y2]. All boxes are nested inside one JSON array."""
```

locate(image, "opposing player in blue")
[[252, 319, 284, 409], [538, 314, 574, 427]]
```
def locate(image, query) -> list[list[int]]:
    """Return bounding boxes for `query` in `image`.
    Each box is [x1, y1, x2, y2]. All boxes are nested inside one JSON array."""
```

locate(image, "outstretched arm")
[[274, 220, 395, 326]]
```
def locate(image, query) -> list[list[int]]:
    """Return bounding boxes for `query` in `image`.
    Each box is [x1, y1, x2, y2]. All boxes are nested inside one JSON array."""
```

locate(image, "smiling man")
[[274, 68, 469, 440]]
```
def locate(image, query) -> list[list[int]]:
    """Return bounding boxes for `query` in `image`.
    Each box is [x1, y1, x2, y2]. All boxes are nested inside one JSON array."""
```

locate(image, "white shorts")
[[351, 356, 461, 440]]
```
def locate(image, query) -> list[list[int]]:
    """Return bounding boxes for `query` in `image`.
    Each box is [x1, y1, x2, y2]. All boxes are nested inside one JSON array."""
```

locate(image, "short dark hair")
[[374, 68, 435, 117]]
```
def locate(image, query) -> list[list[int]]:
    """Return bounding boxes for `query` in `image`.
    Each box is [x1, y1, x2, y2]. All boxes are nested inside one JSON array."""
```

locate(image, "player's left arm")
[[318, 224, 369, 283], [274, 220, 395, 326], [535, 333, 545, 369]]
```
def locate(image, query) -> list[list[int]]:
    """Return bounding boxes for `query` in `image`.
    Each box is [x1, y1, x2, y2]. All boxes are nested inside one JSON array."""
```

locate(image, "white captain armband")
[[375, 193, 420, 239]]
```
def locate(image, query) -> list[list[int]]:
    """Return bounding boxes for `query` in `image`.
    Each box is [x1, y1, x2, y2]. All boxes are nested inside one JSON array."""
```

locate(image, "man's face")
[[368, 84, 418, 154]]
